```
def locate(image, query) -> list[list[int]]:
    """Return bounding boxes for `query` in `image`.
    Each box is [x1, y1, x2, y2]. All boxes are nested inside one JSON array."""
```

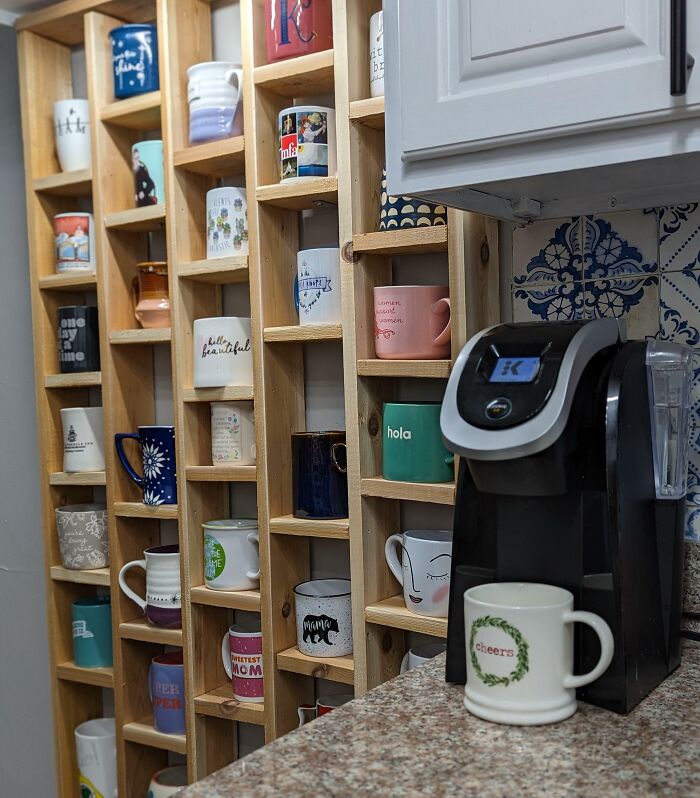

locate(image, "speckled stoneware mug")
[[55, 503, 108, 570], [294, 578, 352, 658]]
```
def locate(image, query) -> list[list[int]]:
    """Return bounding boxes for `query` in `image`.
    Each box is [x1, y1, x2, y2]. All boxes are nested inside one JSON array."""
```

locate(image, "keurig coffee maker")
[[440, 319, 692, 713]]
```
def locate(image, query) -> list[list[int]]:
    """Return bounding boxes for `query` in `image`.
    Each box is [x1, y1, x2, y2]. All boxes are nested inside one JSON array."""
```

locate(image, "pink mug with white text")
[[373, 285, 450, 359], [221, 620, 264, 703]]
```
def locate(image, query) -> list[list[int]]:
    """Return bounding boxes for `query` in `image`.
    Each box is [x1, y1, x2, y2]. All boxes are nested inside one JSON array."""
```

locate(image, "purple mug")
[[150, 652, 185, 734]]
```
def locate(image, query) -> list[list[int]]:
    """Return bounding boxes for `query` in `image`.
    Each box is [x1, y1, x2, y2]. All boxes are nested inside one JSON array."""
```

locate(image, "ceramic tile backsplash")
[[659, 203, 700, 271]]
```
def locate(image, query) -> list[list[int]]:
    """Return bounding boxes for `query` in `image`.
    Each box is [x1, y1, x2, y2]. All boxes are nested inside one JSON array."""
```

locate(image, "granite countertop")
[[182, 642, 700, 798]]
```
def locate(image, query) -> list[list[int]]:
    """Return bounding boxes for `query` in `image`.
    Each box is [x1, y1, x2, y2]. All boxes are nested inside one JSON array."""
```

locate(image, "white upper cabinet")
[[385, 0, 700, 220]]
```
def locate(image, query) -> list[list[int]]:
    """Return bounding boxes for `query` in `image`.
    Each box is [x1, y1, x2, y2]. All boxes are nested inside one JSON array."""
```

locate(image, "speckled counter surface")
[[182, 642, 700, 798]]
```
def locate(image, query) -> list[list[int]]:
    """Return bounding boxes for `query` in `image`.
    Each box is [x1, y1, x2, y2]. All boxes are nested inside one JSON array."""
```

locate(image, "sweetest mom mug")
[[221, 620, 264, 703], [193, 316, 253, 388], [118, 544, 181, 628], [294, 578, 352, 658], [374, 285, 451, 360]]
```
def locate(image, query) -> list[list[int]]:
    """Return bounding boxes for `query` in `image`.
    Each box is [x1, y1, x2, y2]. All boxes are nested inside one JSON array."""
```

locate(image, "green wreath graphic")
[[469, 615, 529, 687]]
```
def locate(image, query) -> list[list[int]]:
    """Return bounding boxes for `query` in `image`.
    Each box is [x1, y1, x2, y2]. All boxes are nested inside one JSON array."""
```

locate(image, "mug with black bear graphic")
[[293, 578, 352, 658]]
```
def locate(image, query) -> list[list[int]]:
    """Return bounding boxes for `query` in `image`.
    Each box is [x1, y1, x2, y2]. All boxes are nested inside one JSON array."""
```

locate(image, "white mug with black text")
[[193, 316, 253, 388]]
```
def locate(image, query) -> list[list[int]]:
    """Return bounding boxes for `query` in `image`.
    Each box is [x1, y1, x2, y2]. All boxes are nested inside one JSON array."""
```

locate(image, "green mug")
[[382, 402, 454, 483], [72, 596, 113, 668]]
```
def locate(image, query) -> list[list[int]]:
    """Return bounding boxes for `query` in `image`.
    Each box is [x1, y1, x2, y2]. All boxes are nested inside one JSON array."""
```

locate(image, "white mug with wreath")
[[463, 582, 614, 726]]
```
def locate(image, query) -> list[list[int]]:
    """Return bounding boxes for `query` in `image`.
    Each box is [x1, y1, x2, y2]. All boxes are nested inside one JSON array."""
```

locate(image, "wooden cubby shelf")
[[348, 96, 385, 129], [263, 323, 342, 343], [268, 515, 349, 540], [178, 256, 249, 284], [113, 502, 179, 519], [33, 168, 92, 196], [360, 478, 457, 506], [364, 596, 448, 638], [122, 717, 187, 755], [100, 90, 162, 130], [253, 48, 334, 95], [50, 566, 110, 587], [173, 136, 245, 177], [194, 687, 266, 724], [190, 586, 261, 612], [119, 619, 183, 647], [56, 661, 114, 689], [256, 177, 338, 210], [109, 328, 172, 345], [44, 371, 101, 388], [353, 227, 448, 256], [104, 204, 166, 232], [185, 465, 257, 482], [276, 648, 354, 685], [356, 359, 451, 379], [182, 386, 254, 402], [38, 272, 97, 292], [50, 471, 106, 486]]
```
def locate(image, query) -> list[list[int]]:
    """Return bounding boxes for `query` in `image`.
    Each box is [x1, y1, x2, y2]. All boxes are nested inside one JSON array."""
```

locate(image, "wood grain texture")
[[49, 471, 106, 485], [100, 91, 162, 129], [38, 272, 97, 291], [268, 515, 350, 539], [364, 595, 448, 638], [33, 169, 92, 196], [178, 256, 249, 284], [194, 687, 266, 724], [122, 717, 188, 754], [276, 646, 355, 685], [190, 586, 262, 611], [181, 385, 254, 402], [45, 371, 101, 387], [119, 619, 183, 646], [104, 204, 167, 231], [256, 177, 338, 210], [360, 477, 456, 505], [348, 95, 385, 129], [113, 501, 179, 519], [56, 661, 115, 688], [185, 465, 257, 482], [356, 359, 451, 378], [109, 327, 172, 344], [263, 323, 343, 342], [353, 227, 448, 255], [173, 135, 245, 177], [253, 48, 334, 95], [50, 565, 111, 586]]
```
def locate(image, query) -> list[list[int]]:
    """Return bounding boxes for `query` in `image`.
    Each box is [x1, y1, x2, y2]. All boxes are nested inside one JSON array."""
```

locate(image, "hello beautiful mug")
[[193, 316, 253, 388], [374, 285, 451, 360], [464, 582, 614, 726]]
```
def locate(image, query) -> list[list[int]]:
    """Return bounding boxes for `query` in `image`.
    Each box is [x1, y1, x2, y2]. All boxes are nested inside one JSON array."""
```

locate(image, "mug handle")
[[246, 532, 261, 580], [224, 67, 240, 100], [384, 534, 405, 587], [131, 276, 140, 316], [293, 273, 300, 316], [114, 433, 144, 488], [400, 652, 410, 674], [562, 611, 614, 689], [148, 663, 153, 704], [118, 559, 147, 613], [297, 704, 315, 727], [221, 631, 232, 680], [331, 442, 347, 474], [431, 297, 451, 347]]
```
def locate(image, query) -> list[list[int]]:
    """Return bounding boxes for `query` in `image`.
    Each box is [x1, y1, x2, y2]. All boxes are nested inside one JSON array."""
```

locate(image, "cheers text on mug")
[[469, 616, 530, 687]]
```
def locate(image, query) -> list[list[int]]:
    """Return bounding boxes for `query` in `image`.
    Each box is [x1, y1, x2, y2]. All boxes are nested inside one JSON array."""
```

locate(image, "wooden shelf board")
[[38, 271, 97, 291], [256, 177, 338, 210], [365, 596, 448, 638], [173, 136, 245, 177], [269, 515, 349, 540], [56, 661, 114, 689], [276, 647, 354, 685], [190, 586, 261, 612], [33, 168, 92, 196], [113, 502, 178, 519], [50, 565, 110, 586], [178, 256, 249, 284], [100, 90, 162, 130], [185, 465, 257, 482], [194, 686, 265, 724], [44, 371, 101, 388], [349, 96, 385, 129], [360, 478, 456, 505], [122, 717, 187, 755], [49, 471, 106, 486], [353, 227, 448, 256], [104, 204, 166, 232], [182, 386, 254, 402], [357, 359, 451, 379], [109, 327, 171, 345], [119, 619, 183, 646], [263, 323, 342, 343], [254, 49, 334, 95]]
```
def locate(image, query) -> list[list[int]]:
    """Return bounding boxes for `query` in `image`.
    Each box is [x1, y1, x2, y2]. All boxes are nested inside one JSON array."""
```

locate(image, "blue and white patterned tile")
[[512, 281, 584, 322], [512, 217, 582, 287], [582, 211, 658, 280], [584, 276, 659, 339], [659, 270, 700, 345], [685, 505, 700, 542], [687, 427, 700, 504], [659, 204, 700, 272]]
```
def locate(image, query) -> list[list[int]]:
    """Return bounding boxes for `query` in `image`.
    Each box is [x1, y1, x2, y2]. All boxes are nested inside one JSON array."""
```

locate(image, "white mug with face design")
[[385, 530, 452, 617]]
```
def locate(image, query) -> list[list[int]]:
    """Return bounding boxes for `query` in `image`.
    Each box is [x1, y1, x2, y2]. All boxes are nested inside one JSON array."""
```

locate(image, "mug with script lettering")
[[193, 316, 253, 388], [221, 620, 264, 703], [374, 285, 451, 360], [264, 0, 333, 63], [294, 578, 352, 658], [296, 247, 341, 324], [149, 652, 185, 734]]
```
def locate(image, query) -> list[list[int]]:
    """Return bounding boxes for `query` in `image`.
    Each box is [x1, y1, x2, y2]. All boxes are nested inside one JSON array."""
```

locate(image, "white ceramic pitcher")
[[187, 61, 242, 143]]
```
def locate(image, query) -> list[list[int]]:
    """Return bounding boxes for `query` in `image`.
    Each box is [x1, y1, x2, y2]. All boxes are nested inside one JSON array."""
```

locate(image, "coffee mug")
[[115, 425, 177, 505], [400, 642, 447, 673], [148, 765, 188, 798], [54, 212, 95, 273], [294, 578, 353, 657], [211, 401, 256, 465], [221, 620, 264, 703], [75, 718, 116, 798], [150, 652, 185, 734], [132, 262, 170, 328], [296, 248, 341, 325], [58, 306, 100, 373], [132, 140, 164, 207], [385, 530, 453, 617], [119, 544, 181, 628], [464, 582, 615, 725], [292, 431, 348, 520], [264, 0, 333, 62], [298, 694, 353, 725], [55, 504, 108, 570], [202, 518, 259, 591], [53, 99, 91, 172], [193, 317, 253, 388], [369, 11, 384, 97], [379, 167, 447, 230], [72, 596, 113, 668], [382, 403, 454, 483], [188, 62, 242, 144], [61, 407, 105, 473], [279, 106, 336, 181], [374, 286, 451, 360], [110, 23, 159, 99], [206, 187, 248, 258]]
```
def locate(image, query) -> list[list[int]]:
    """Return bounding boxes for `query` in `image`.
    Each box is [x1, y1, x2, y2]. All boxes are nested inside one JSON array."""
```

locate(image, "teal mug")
[[72, 596, 113, 668], [382, 402, 454, 483]]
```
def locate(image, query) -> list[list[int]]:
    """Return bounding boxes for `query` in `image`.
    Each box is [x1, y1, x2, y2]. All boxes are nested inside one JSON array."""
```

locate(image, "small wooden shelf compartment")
[[38, 272, 97, 292], [122, 716, 187, 755], [109, 328, 172, 345], [269, 515, 349, 540], [190, 586, 261, 612], [182, 386, 254, 403], [173, 136, 245, 177], [254, 49, 334, 95], [33, 169, 92, 196], [263, 323, 342, 343], [185, 465, 257, 482], [100, 91, 162, 130], [194, 686, 266, 724], [119, 619, 183, 647], [353, 227, 448, 256], [360, 477, 456, 505], [104, 204, 166, 232], [348, 96, 385, 129], [113, 502, 178, 519], [276, 647, 354, 685], [356, 359, 451, 379], [256, 177, 338, 210], [178, 256, 249, 284], [56, 661, 114, 689], [365, 595, 448, 638], [50, 566, 110, 586], [50, 471, 106, 486], [44, 372, 101, 388]]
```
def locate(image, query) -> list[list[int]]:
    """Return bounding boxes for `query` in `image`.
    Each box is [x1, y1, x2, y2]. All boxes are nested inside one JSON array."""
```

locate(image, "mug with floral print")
[[55, 503, 108, 570], [115, 426, 177, 505]]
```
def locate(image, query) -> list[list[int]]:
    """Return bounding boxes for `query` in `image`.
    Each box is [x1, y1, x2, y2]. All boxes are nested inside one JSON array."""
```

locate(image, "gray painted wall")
[[0, 23, 56, 797]]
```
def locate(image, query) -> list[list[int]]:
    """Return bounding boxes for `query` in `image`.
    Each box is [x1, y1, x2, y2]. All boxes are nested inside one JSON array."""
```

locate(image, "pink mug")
[[221, 620, 264, 703], [373, 285, 451, 359]]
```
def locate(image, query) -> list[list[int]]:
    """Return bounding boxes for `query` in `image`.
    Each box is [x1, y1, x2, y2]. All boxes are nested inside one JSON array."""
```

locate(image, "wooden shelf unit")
[[122, 717, 187, 755], [193, 686, 266, 724], [50, 566, 111, 586], [100, 90, 162, 129], [56, 661, 115, 688], [364, 595, 448, 639], [276, 647, 355, 685], [33, 168, 92, 196]]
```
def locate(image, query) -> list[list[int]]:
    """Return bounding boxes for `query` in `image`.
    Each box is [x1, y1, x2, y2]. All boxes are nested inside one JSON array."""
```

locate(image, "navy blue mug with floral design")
[[115, 425, 177, 505], [379, 166, 447, 231], [110, 23, 160, 99]]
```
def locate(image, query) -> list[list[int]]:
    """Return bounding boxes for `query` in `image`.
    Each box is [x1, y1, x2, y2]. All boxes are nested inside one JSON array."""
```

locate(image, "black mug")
[[292, 431, 348, 520], [58, 305, 100, 373]]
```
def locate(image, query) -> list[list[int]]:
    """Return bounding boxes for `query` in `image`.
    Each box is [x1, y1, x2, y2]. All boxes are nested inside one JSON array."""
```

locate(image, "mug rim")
[[152, 651, 183, 667], [410, 642, 447, 659], [383, 401, 441, 408], [132, 139, 163, 148], [53, 211, 93, 219], [73, 596, 111, 608], [60, 406, 102, 413], [74, 717, 115, 740], [203, 518, 258, 530], [294, 578, 351, 598], [374, 284, 448, 291], [279, 104, 334, 115], [465, 581, 573, 610], [110, 22, 155, 33], [194, 316, 251, 324], [57, 305, 94, 311], [150, 765, 188, 787], [136, 425, 175, 431], [206, 186, 246, 196], [400, 529, 452, 543], [145, 543, 179, 556], [317, 693, 354, 708], [56, 503, 106, 514], [228, 619, 262, 636], [187, 60, 241, 73], [297, 247, 341, 255], [54, 98, 89, 107], [291, 430, 346, 437]]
